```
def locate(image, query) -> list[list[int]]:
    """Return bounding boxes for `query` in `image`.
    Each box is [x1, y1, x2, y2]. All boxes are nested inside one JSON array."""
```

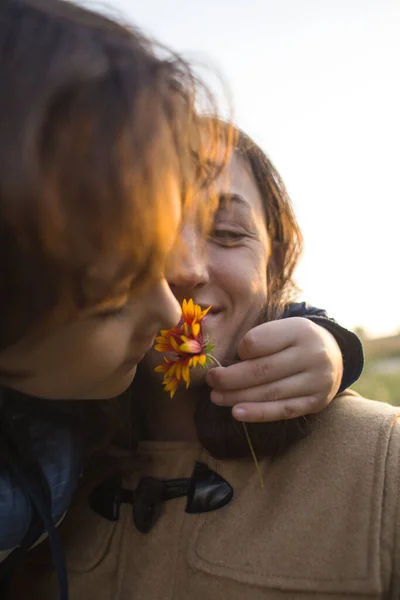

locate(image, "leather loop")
[[186, 462, 233, 514]]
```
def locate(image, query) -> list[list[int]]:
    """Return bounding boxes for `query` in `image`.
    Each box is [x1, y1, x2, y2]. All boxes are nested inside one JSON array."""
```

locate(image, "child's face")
[[0, 193, 182, 401], [0, 280, 180, 400]]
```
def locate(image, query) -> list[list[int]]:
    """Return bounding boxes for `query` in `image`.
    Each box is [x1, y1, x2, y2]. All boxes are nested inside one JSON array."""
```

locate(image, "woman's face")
[[156, 153, 270, 380], [0, 183, 182, 400]]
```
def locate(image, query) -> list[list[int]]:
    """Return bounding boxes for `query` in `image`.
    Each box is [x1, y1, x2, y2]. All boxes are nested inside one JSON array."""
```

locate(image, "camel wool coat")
[[14, 392, 400, 600]]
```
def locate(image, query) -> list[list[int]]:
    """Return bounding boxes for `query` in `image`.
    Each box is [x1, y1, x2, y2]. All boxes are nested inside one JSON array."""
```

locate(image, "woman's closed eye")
[[210, 225, 249, 246]]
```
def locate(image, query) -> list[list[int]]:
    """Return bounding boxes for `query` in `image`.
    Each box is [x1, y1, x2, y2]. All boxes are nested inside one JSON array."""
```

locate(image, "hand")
[[205, 317, 343, 422]]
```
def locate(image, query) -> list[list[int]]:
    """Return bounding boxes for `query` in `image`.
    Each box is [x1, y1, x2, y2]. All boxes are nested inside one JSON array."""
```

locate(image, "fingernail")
[[233, 407, 246, 419]]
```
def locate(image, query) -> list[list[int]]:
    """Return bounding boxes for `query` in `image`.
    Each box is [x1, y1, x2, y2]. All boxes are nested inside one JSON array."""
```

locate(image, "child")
[[0, 0, 226, 597]]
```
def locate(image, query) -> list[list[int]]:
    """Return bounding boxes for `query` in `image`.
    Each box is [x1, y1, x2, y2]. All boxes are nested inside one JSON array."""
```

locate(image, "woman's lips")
[[198, 303, 222, 316], [203, 309, 222, 320], [202, 309, 223, 332]]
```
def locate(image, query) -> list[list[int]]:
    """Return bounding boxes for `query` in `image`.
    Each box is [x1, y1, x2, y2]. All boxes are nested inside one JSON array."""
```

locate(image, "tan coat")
[[16, 393, 400, 599]]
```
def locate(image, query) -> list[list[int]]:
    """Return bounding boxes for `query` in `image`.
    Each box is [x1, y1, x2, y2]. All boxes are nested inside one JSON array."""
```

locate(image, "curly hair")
[[234, 127, 303, 319]]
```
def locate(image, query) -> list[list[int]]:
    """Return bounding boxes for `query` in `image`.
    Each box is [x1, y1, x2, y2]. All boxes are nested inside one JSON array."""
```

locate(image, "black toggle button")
[[89, 462, 234, 533]]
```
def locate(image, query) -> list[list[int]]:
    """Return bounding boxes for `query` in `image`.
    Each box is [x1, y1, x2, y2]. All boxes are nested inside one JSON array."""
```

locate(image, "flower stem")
[[242, 422, 264, 488], [209, 355, 264, 488], [208, 355, 223, 369]]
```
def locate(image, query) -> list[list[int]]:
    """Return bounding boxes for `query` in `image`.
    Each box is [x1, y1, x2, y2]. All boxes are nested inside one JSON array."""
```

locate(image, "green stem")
[[209, 355, 264, 488], [242, 422, 264, 488]]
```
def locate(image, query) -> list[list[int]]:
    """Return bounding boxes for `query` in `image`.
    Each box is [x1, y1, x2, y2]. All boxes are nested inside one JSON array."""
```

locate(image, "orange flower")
[[154, 298, 214, 398]]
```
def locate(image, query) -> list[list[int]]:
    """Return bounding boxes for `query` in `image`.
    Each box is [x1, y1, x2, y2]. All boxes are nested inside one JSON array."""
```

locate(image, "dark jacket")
[[282, 302, 364, 392]]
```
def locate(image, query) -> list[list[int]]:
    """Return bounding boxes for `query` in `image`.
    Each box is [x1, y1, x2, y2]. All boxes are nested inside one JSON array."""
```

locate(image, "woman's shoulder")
[[321, 389, 400, 433], [310, 390, 400, 471]]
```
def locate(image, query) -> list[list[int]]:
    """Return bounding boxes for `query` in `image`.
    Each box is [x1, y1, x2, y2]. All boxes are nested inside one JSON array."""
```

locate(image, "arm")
[[282, 302, 364, 392], [206, 302, 364, 423]]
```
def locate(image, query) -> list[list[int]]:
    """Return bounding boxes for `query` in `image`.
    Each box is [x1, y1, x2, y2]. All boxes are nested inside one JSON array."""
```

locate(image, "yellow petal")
[[185, 298, 195, 321], [165, 379, 177, 392], [182, 363, 190, 385], [155, 343, 170, 350], [200, 305, 211, 320], [170, 337, 180, 352], [175, 361, 182, 380], [154, 344, 168, 352], [156, 341, 170, 349], [198, 354, 206, 366], [192, 322, 200, 338], [166, 364, 177, 378]]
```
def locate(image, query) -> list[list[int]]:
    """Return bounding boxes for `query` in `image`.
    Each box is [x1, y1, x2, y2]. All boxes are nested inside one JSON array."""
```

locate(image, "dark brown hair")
[[0, 0, 227, 353], [234, 127, 303, 319]]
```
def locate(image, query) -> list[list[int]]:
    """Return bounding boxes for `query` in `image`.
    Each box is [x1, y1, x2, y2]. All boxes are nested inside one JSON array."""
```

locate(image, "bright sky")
[[89, 0, 400, 337]]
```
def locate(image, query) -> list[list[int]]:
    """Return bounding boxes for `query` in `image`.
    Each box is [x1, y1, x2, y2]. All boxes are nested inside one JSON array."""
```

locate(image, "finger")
[[210, 372, 315, 407], [231, 396, 323, 423], [206, 346, 306, 391], [237, 319, 303, 361]]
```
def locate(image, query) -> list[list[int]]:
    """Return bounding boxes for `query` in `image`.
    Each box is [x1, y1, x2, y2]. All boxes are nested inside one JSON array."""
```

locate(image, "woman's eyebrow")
[[218, 192, 251, 210]]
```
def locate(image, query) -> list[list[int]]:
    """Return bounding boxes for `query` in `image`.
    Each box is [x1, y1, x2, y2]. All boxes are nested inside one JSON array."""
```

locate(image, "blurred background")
[[85, 0, 400, 403]]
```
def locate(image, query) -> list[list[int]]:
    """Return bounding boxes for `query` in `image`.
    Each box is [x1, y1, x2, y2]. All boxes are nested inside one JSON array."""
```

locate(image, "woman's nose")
[[167, 225, 209, 291]]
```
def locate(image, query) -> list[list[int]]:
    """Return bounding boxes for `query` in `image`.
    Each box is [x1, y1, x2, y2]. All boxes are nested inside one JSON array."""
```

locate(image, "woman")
[[0, 0, 227, 595], [15, 127, 394, 600]]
